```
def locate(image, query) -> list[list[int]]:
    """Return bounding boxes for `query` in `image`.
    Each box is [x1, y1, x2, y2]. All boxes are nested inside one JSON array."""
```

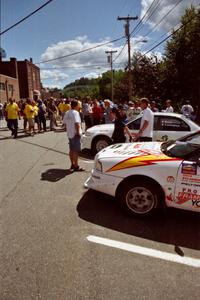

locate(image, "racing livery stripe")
[[106, 154, 182, 172]]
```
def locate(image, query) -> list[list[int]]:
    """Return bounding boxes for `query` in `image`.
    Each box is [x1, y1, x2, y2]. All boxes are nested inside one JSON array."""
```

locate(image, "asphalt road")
[[0, 120, 200, 300]]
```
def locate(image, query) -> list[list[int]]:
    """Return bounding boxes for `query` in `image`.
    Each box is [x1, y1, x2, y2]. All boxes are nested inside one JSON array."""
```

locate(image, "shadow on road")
[[79, 149, 94, 160], [77, 189, 200, 251], [41, 168, 72, 182], [0, 127, 9, 131], [0, 135, 11, 140]]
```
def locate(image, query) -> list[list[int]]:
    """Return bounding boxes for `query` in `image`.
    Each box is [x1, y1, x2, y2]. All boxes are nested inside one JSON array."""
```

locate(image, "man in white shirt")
[[135, 98, 154, 142], [63, 100, 84, 171]]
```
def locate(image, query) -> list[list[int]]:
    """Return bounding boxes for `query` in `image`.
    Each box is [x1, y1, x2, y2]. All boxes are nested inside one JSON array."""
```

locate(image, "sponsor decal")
[[166, 193, 173, 201], [192, 200, 200, 208], [110, 144, 123, 149], [181, 163, 197, 175], [176, 188, 200, 204], [113, 143, 161, 156], [167, 176, 175, 183], [133, 143, 142, 149], [106, 154, 181, 172], [181, 174, 200, 184]]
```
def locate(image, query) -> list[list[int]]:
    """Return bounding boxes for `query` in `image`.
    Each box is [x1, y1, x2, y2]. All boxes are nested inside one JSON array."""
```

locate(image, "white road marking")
[[87, 235, 200, 268]]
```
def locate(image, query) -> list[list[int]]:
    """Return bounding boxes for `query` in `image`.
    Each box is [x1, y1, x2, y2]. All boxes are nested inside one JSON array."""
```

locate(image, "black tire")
[[92, 136, 112, 154], [118, 179, 162, 217]]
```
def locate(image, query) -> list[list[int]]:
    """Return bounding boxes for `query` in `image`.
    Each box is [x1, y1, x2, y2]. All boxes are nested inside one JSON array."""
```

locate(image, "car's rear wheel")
[[92, 136, 112, 154], [118, 179, 161, 217]]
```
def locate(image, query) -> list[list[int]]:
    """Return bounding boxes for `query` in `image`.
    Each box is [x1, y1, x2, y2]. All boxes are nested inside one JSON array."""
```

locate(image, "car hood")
[[97, 142, 163, 159], [87, 123, 114, 133], [96, 142, 181, 173]]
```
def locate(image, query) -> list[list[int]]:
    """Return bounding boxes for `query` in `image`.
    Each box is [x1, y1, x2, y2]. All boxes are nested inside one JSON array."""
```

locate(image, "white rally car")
[[85, 131, 200, 217], [82, 112, 200, 153]]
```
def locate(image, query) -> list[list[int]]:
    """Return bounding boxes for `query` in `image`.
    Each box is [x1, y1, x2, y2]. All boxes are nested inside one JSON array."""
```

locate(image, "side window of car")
[[158, 117, 190, 131], [128, 117, 141, 130]]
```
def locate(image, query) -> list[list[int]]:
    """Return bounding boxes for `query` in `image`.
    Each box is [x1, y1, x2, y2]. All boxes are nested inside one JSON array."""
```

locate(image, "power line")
[[143, 31, 169, 52], [40, 62, 124, 70], [113, 42, 127, 62], [139, 0, 183, 41], [0, 0, 54, 36], [130, 0, 161, 36], [36, 35, 125, 64], [144, 10, 199, 55]]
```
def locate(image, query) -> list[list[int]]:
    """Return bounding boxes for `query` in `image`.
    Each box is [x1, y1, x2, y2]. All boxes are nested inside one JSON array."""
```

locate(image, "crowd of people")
[[0, 95, 198, 171], [0, 96, 198, 139]]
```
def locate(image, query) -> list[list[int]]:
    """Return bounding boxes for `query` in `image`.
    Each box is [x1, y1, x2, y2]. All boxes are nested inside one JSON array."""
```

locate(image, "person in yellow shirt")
[[5, 98, 20, 138], [61, 99, 71, 128], [24, 99, 35, 135], [58, 99, 65, 119], [63, 99, 71, 113]]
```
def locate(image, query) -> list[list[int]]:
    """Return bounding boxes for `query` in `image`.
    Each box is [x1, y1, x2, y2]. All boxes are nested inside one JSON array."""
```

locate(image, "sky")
[[1, 0, 199, 89]]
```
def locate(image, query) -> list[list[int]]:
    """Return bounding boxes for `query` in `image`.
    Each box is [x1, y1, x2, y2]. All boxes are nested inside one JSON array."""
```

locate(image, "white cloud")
[[40, 69, 69, 81], [43, 83, 63, 89], [141, 0, 199, 31], [41, 36, 149, 69], [41, 36, 119, 68], [84, 72, 101, 79]]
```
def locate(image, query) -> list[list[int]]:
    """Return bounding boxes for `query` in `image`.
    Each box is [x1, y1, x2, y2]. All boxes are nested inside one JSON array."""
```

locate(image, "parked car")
[[82, 112, 200, 153], [85, 131, 200, 217]]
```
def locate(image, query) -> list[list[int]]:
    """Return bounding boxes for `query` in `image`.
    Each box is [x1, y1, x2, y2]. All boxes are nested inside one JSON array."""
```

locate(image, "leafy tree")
[[131, 52, 160, 100], [164, 6, 200, 119]]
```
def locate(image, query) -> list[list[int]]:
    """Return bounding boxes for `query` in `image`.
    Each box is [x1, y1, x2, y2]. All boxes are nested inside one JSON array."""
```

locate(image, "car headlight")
[[94, 160, 102, 172]]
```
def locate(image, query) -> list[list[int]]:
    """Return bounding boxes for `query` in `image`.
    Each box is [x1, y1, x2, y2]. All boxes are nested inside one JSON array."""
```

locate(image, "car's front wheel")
[[92, 136, 112, 154], [118, 179, 162, 217]]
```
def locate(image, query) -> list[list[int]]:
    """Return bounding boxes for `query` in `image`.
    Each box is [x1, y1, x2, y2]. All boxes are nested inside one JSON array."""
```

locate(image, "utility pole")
[[105, 50, 117, 102], [118, 15, 138, 101]]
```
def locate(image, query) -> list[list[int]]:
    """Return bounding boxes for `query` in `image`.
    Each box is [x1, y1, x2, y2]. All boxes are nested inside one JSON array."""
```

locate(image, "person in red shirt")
[[92, 99, 103, 125]]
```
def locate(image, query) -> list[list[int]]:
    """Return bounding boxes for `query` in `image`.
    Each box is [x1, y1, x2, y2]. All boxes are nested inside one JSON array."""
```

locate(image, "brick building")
[[0, 57, 41, 103]]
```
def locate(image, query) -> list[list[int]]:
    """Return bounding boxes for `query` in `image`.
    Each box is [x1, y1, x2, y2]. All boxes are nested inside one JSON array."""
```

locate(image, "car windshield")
[[161, 131, 200, 158]]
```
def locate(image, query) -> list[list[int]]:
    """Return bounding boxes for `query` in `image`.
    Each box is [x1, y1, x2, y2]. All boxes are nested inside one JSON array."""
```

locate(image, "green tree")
[[164, 6, 200, 119], [131, 52, 160, 100]]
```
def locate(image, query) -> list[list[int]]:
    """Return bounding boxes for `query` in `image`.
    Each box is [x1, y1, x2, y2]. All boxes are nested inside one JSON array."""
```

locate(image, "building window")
[[0, 82, 5, 91], [8, 84, 13, 92], [8, 84, 14, 96]]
